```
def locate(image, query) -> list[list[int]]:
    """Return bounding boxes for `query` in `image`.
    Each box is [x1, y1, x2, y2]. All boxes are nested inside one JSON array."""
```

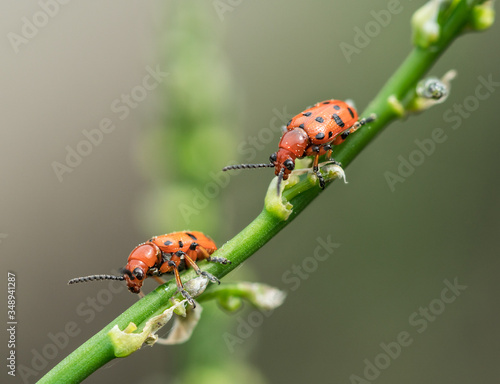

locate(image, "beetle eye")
[[133, 268, 144, 280], [269, 153, 277, 163], [121, 268, 134, 280], [284, 159, 294, 170]]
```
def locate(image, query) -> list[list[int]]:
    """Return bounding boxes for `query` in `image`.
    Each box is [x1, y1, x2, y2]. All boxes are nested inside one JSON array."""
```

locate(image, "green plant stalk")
[[39, 2, 489, 383]]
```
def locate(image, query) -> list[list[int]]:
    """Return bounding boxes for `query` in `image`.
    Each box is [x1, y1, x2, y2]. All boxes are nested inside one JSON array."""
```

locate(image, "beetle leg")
[[311, 147, 322, 175], [168, 260, 195, 307], [322, 144, 342, 168], [316, 170, 326, 189], [183, 253, 220, 285], [311, 150, 326, 189], [191, 244, 226, 264], [323, 144, 333, 160], [312, 150, 320, 171], [152, 276, 167, 285], [197, 245, 209, 259]]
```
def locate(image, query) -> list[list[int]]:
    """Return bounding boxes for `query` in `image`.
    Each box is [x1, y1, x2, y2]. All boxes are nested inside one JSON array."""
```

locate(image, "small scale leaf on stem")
[[108, 299, 187, 357]]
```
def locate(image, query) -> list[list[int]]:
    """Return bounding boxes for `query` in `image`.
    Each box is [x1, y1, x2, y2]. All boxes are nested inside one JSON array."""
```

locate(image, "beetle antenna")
[[277, 168, 285, 196], [68, 274, 125, 285], [222, 163, 274, 171]]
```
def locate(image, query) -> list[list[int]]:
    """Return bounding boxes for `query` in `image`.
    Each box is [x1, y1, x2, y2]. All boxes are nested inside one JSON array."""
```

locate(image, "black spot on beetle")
[[178, 241, 183, 248], [328, 131, 333, 138], [186, 232, 197, 240], [315, 116, 324, 123], [348, 107, 355, 118], [332, 114, 345, 127], [315, 133, 325, 140], [164, 240, 173, 246], [190, 242, 198, 250], [299, 123, 305, 129], [303, 112, 312, 117], [287, 119, 292, 126], [333, 105, 341, 110], [323, 101, 330, 104]]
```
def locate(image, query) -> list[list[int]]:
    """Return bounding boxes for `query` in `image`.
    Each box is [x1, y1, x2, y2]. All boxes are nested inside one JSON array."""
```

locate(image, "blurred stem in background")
[[136, 2, 237, 234], [136, 2, 265, 383]]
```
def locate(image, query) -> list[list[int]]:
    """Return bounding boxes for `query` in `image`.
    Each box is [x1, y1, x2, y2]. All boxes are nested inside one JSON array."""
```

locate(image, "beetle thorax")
[[279, 129, 309, 157], [274, 129, 309, 179], [128, 243, 161, 267], [123, 243, 161, 293]]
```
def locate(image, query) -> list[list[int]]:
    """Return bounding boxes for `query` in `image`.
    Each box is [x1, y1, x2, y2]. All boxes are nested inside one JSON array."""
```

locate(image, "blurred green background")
[[1, 1, 499, 383]]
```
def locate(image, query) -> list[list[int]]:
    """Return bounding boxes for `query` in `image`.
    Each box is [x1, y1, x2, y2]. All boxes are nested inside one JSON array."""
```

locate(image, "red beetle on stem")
[[68, 231, 230, 306], [223, 100, 375, 192]]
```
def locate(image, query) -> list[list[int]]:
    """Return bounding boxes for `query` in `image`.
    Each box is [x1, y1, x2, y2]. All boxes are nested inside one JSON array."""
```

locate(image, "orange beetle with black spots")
[[68, 231, 230, 305], [223, 99, 375, 191]]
